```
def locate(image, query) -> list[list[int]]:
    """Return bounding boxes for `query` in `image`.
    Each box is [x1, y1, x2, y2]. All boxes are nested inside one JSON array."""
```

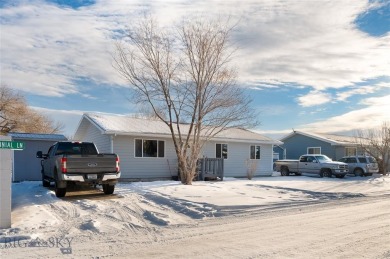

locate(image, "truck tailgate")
[[65, 155, 117, 173]]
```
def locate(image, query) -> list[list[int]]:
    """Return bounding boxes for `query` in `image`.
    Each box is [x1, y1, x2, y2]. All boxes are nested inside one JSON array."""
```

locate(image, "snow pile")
[[1, 174, 389, 258]]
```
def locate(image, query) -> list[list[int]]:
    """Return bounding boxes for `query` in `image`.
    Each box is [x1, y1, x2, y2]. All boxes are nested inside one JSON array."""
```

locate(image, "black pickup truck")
[[36, 141, 120, 197]]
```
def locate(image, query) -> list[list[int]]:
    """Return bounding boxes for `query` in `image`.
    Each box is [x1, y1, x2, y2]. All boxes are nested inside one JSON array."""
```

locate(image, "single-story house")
[[73, 113, 282, 180], [7, 132, 68, 182], [274, 131, 364, 161]]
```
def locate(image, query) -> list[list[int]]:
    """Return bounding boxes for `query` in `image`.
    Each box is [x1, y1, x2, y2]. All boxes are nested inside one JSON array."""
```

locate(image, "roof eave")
[[104, 131, 281, 144]]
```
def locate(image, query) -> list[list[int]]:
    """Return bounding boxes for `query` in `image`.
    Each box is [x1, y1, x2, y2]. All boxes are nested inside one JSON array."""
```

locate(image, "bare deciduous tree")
[[355, 122, 390, 174], [114, 17, 257, 184], [0, 85, 63, 135]]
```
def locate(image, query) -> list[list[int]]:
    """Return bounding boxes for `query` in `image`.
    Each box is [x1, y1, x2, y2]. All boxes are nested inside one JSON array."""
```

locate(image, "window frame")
[[134, 139, 165, 158], [216, 143, 228, 159], [250, 145, 261, 160], [345, 147, 357, 156], [307, 147, 321, 154]]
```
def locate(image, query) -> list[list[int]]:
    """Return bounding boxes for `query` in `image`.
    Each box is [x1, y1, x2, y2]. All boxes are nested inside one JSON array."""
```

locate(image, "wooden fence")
[[196, 158, 224, 181]]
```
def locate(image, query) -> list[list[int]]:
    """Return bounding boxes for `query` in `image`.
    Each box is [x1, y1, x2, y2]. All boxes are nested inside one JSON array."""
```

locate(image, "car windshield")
[[314, 155, 332, 163]]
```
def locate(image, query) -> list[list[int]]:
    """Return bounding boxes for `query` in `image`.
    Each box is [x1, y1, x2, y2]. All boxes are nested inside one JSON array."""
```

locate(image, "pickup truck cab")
[[36, 141, 120, 197], [274, 154, 349, 178]]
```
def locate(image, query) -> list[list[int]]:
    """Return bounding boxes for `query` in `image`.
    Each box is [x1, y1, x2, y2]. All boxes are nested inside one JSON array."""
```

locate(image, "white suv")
[[338, 156, 379, 177]]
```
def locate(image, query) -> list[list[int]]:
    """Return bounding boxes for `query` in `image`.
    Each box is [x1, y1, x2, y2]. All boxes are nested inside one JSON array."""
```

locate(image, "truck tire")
[[320, 169, 332, 178], [103, 184, 115, 195], [281, 167, 290, 176], [54, 169, 66, 197], [42, 175, 50, 187], [324, 169, 332, 178], [55, 181, 66, 197]]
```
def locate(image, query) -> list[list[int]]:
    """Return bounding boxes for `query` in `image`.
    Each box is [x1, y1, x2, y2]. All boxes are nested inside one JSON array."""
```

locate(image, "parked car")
[[274, 154, 349, 178], [338, 155, 379, 177], [36, 141, 121, 197]]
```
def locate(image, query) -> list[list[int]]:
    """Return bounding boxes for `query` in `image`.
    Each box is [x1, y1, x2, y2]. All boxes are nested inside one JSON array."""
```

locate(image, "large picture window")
[[250, 145, 261, 159], [307, 147, 321, 154], [135, 139, 165, 158], [216, 144, 228, 159]]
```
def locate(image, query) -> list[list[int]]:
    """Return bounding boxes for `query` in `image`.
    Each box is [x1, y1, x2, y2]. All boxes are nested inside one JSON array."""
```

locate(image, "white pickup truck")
[[274, 154, 349, 178], [36, 141, 120, 197]]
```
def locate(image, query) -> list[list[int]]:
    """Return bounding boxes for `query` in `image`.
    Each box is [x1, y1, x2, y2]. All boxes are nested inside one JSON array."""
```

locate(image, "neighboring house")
[[73, 113, 282, 180], [7, 132, 68, 182], [274, 131, 364, 161]]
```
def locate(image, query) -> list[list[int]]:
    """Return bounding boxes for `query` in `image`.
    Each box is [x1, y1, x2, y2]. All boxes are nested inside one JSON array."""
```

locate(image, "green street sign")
[[0, 141, 25, 150]]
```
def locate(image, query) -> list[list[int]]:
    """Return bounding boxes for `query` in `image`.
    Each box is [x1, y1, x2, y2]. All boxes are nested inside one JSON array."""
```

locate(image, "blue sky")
[[1, 0, 389, 139]]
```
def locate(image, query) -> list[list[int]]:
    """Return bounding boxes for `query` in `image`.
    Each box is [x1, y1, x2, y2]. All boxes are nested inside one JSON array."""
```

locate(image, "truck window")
[[307, 156, 315, 163], [55, 143, 98, 155], [299, 156, 308, 162]]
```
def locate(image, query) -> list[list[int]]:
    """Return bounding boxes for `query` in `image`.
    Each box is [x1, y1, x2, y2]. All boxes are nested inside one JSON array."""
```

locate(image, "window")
[[216, 144, 228, 159], [345, 147, 357, 156], [347, 157, 358, 163], [307, 147, 321, 154], [135, 139, 165, 158], [250, 145, 261, 159]]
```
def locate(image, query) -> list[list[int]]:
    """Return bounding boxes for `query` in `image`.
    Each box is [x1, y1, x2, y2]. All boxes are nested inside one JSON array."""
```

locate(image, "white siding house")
[[74, 113, 281, 180]]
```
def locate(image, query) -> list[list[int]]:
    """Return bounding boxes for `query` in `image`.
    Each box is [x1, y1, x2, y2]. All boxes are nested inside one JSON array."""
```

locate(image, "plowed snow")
[[1, 174, 390, 258]]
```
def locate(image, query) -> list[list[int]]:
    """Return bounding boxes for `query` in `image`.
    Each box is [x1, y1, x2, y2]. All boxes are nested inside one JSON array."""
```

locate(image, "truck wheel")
[[324, 169, 332, 178], [42, 175, 50, 187], [354, 168, 364, 177], [281, 167, 289, 176], [55, 182, 66, 197], [103, 184, 115, 195]]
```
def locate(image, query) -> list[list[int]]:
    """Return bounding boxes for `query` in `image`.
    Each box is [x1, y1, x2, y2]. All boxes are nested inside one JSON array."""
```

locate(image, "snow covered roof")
[[280, 131, 359, 146], [8, 132, 68, 141], [74, 113, 281, 145]]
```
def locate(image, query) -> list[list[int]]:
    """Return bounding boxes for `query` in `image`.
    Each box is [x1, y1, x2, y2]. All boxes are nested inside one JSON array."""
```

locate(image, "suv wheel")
[[354, 168, 364, 177]]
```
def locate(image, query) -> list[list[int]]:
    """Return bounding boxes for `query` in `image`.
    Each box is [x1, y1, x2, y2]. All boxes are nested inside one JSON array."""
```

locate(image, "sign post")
[[0, 138, 24, 229]]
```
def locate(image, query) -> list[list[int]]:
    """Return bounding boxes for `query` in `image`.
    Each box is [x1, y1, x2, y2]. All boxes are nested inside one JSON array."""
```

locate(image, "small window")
[[216, 144, 228, 159], [300, 156, 308, 162], [307, 147, 321, 154], [250, 145, 261, 159], [358, 157, 367, 163], [345, 147, 357, 156], [135, 139, 165, 158]]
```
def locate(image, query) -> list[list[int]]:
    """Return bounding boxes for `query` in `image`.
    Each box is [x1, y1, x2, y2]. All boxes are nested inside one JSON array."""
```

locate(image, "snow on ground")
[[1, 173, 390, 258]]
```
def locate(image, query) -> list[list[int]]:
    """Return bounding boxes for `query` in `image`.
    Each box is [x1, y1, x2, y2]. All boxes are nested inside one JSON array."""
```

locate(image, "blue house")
[[274, 131, 364, 161]]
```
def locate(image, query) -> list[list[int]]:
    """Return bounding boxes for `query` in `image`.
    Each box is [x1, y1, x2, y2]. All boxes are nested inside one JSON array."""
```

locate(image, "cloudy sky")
[[1, 0, 389, 138]]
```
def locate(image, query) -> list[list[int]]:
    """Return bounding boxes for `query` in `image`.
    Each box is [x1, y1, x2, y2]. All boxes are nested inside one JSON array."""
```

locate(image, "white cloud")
[[298, 95, 390, 133], [297, 91, 332, 107], [336, 86, 376, 101], [1, 0, 389, 98], [30, 107, 84, 137], [234, 1, 390, 91]]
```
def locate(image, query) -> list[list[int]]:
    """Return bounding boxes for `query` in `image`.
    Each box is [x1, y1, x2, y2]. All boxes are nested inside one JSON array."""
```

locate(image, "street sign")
[[0, 141, 25, 150]]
